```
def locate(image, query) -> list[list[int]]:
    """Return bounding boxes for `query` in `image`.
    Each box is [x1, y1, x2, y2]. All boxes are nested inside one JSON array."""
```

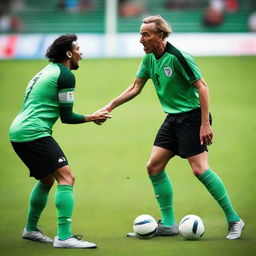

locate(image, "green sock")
[[55, 185, 74, 240], [26, 182, 51, 231], [149, 170, 175, 226], [197, 169, 240, 222]]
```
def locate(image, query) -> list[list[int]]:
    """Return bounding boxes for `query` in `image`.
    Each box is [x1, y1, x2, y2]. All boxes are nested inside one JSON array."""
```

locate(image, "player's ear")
[[66, 51, 73, 58], [158, 32, 164, 40]]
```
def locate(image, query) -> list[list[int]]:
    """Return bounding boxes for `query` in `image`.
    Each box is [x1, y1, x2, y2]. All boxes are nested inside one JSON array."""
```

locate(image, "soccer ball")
[[179, 214, 204, 240], [133, 214, 158, 238]]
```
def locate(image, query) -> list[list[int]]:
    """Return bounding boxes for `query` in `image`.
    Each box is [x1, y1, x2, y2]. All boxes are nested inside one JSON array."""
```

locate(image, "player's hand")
[[92, 106, 112, 125], [92, 109, 112, 120], [94, 119, 107, 126], [92, 109, 112, 125], [200, 124, 213, 145], [88, 109, 112, 125]]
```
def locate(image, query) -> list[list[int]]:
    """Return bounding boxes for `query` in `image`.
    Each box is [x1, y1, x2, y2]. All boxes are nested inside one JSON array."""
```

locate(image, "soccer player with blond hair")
[[98, 15, 244, 240]]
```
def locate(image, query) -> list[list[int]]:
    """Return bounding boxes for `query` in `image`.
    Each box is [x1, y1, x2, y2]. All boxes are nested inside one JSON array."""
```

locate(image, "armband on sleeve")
[[58, 88, 75, 106], [58, 88, 85, 124]]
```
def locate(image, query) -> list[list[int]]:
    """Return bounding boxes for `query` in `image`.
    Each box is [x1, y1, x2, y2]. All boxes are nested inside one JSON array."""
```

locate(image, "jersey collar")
[[154, 41, 170, 61]]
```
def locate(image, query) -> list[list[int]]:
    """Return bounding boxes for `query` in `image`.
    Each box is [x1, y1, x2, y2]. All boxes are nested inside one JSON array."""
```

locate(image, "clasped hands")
[[90, 107, 112, 126]]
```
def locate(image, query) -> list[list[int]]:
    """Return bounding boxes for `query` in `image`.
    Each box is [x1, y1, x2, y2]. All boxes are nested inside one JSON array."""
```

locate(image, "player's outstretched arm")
[[60, 105, 111, 124], [103, 77, 148, 112], [93, 77, 147, 126]]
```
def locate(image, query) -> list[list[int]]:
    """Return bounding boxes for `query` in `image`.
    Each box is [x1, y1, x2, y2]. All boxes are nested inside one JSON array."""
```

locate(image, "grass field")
[[0, 56, 255, 256]]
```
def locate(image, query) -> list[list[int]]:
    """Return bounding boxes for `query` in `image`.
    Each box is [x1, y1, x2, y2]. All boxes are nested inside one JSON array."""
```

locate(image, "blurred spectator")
[[164, 0, 203, 9], [58, 0, 79, 12], [248, 11, 256, 32], [58, 0, 93, 12], [224, 0, 238, 12], [0, 0, 22, 33], [119, 0, 145, 17], [0, 10, 21, 33], [209, 0, 224, 11], [203, 0, 224, 27], [80, 0, 93, 11]]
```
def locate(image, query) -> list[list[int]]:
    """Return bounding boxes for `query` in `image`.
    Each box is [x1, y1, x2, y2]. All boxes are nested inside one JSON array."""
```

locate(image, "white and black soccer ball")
[[179, 214, 204, 240], [133, 214, 158, 239]]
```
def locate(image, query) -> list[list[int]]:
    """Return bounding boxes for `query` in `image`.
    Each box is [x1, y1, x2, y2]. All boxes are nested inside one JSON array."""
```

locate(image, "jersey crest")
[[164, 66, 172, 77]]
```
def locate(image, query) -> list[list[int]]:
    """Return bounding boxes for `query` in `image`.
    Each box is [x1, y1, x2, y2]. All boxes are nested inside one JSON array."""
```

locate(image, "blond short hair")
[[142, 15, 172, 39]]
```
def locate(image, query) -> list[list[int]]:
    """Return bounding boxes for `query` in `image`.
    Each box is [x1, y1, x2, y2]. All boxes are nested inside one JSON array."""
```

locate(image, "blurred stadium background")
[[0, 0, 256, 58], [1, 2, 256, 256]]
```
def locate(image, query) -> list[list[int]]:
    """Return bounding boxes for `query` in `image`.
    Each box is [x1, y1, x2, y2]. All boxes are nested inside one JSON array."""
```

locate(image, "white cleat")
[[22, 227, 53, 243], [126, 232, 137, 237], [226, 219, 245, 240], [53, 235, 97, 249]]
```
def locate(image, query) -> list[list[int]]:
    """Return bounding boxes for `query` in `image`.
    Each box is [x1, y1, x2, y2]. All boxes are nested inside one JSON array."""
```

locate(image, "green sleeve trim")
[[166, 42, 197, 82]]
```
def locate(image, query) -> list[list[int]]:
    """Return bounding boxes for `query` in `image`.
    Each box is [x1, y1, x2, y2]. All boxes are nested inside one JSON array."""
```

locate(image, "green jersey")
[[136, 42, 202, 114], [9, 63, 85, 142]]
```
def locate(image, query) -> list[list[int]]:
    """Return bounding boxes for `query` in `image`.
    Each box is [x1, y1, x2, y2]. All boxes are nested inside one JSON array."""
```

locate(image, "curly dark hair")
[[45, 34, 77, 62]]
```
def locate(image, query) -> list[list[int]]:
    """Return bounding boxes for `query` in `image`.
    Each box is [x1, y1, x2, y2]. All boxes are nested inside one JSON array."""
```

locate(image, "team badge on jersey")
[[164, 66, 172, 77]]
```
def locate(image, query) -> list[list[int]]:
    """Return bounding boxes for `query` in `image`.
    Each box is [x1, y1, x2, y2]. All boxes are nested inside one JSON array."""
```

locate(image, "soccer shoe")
[[155, 221, 179, 236], [226, 219, 245, 240], [53, 235, 97, 249], [126, 232, 137, 237], [126, 222, 179, 237], [22, 227, 53, 243]]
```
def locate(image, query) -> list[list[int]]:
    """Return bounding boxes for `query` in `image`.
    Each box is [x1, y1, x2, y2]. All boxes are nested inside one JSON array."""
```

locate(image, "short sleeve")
[[136, 56, 150, 79]]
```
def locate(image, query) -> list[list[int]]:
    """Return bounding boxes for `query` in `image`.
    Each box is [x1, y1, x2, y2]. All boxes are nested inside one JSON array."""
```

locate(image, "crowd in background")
[[1, 0, 256, 33], [0, 0, 23, 32]]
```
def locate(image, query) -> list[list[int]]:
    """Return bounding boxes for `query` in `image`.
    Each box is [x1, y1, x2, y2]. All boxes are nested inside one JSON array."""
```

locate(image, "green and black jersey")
[[136, 42, 202, 114], [9, 63, 85, 142]]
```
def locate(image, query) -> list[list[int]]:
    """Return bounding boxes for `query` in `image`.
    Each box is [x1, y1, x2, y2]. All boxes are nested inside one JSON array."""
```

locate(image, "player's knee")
[[146, 160, 153, 174], [188, 152, 209, 176], [64, 172, 75, 185], [69, 173, 75, 185], [60, 174, 75, 185], [191, 165, 208, 176], [54, 166, 75, 185], [147, 160, 162, 176]]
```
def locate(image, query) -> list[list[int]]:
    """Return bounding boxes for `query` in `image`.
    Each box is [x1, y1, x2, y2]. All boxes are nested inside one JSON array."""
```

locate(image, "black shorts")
[[11, 136, 68, 180], [154, 108, 212, 158]]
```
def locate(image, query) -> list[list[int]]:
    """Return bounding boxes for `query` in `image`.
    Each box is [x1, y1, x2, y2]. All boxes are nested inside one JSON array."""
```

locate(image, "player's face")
[[70, 41, 82, 70], [139, 23, 162, 54]]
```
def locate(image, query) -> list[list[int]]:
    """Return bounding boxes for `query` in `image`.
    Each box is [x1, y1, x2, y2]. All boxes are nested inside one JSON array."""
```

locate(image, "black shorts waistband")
[[168, 108, 201, 116]]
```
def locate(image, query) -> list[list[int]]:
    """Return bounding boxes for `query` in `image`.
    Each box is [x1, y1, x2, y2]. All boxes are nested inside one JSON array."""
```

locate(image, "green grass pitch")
[[0, 56, 255, 256]]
